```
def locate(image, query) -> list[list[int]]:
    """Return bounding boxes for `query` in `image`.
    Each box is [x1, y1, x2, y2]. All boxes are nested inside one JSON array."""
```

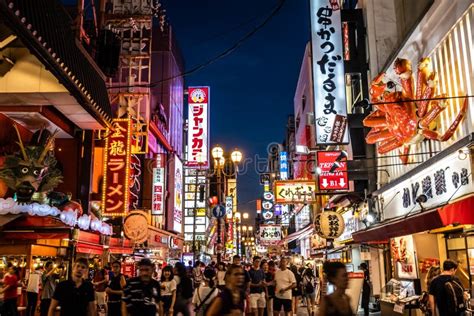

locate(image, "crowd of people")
[[0, 254, 365, 316]]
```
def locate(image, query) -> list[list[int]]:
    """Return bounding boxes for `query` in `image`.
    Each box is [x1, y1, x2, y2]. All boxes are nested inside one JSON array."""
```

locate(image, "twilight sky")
[[162, 0, 310, 218]]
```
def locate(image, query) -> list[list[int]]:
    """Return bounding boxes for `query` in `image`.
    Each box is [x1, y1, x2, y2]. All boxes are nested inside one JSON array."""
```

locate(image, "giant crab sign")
[[363, 57, 468, 164]]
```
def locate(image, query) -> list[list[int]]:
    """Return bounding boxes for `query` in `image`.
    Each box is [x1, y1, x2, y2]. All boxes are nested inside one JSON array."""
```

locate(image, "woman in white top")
[[216, 263, 226, 290], [160, 266, 177, 316], [192, 268, 218, 316]]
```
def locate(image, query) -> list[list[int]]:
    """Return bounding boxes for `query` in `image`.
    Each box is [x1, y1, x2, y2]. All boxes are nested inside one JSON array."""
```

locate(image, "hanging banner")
[[173, 155, 183, 233], [280, 151, 289, 180], [187, 87, 210, 168], [310, 0, 348, 144], [102, 119, 132, 216], [391, 235, 418, 279], [259, 225, 282, 246], [274, 180, 317, 204], [152, 154, 166, 215]]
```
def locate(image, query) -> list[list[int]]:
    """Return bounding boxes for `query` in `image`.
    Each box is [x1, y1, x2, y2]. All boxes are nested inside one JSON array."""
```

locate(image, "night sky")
[[162, 0, 310, 218]]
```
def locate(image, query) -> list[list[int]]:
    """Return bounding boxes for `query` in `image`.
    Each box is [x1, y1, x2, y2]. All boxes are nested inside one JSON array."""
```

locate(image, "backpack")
[[303, 276, 314, 294], [194, 287, 217, 315], [444, 277, 466, 313]]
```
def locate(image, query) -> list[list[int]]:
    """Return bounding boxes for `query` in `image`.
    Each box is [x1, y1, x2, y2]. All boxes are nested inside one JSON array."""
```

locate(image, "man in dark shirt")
[[429, 259, 464, 316], [122, 258, 162, 316], [249, 256, 266, 316], [48, 258, 96, 316]]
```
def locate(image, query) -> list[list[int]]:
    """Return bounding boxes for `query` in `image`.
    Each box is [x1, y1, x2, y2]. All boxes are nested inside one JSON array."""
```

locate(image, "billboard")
[[317, 151, 349, 190], [310, 0, 348, 144], [259, 225, 282, 246], [102, 119, 132, 216], [173, 155, 183, 233], [274, 180, 317, 204], [187, 87, 210, 168], [151, 154, 166, 215]]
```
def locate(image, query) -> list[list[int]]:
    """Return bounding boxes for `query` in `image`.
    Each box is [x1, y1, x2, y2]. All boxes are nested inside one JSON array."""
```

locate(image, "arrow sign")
[[317, 151, 349, 190]]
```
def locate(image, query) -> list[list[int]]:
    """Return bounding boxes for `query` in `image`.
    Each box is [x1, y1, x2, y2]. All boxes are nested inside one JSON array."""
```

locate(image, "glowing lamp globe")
[[315, 211, 345, 239]]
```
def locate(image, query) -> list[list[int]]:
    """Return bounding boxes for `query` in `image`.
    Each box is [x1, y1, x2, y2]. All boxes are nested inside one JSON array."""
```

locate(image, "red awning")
[[438, 196, 474, 226], [352, 208, 443, 243], [76, 242, 103, 255]]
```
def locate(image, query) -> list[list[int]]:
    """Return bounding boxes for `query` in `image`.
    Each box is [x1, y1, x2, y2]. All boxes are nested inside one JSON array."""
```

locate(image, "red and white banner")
[[187, 87, 210, 168], [317, 151, 349, 190], [152, 154, 166, 215]]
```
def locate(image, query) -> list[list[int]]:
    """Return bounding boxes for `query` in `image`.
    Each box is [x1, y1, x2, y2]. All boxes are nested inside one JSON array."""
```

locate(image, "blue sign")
[[212, 205, 226, 218], [274, 204, 282, 216], [280, 151, 288, 180]]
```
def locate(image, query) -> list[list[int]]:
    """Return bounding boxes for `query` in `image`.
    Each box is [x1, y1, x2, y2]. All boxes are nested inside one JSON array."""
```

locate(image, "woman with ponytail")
[[192, 268, 218, 316]]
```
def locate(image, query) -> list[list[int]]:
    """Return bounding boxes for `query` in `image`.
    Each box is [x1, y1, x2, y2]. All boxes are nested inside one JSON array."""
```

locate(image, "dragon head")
[[0, 126, 63, 203]]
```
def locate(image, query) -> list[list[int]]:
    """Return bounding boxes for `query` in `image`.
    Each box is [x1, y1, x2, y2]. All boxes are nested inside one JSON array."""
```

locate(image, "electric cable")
[[107, 0, 286, 90]]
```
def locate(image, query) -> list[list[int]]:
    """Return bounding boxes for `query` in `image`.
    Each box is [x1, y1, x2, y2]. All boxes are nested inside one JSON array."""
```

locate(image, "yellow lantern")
[[315, 211, 345, 239]]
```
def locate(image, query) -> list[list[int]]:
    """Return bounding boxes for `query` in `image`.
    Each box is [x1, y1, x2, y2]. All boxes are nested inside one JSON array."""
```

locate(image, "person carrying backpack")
[[301, 267, 316, 316], [192, 268, 218, 316], [429, 259, 468, 316]]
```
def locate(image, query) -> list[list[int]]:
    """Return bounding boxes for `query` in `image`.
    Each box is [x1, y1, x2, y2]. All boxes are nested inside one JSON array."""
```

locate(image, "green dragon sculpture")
[[0, 125, 63, 203]]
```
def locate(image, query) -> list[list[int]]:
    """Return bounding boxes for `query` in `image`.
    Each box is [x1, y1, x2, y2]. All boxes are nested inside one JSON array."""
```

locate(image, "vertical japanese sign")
[[102, 119, 132, 216], [152, 154, 166, 215], [310, 0, 348, 144], [227, 178, 237, 216], [187, 87, 210, 168], [173, 155, 183, 233], [279, 151, 288, 180]]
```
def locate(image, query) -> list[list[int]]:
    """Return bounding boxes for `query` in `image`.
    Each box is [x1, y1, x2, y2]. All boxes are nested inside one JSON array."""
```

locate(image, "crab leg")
[[399, 145, 411, 165], [419, 98, 447, 129], [439, 98, 468, 141], [394, 58, 414, 99], [378, 137, 403, 154], [363, 110, 387, 127], [417, 73, 437, 118], [366, 128, 392, 144], [415, 58, 431, 100], [421, 98, 468, 141]]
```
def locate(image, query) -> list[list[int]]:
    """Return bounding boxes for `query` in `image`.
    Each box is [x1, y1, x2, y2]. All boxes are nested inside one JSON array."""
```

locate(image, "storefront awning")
[[438, 196, 474, 226], [285, 224, 314, 244], [352, 208, 443, 243]]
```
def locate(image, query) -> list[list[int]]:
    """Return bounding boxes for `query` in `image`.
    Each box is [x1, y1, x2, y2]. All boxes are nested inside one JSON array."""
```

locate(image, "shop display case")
[[380, 278, 421, 316]]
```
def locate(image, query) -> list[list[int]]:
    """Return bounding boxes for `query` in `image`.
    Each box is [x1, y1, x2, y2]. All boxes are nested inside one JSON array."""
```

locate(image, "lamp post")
[[211, 146, 242, 264]]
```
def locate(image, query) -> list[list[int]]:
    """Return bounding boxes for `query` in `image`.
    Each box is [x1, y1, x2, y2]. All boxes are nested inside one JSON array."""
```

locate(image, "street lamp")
[[243, 212, 249, 220], [210, 145, 243, 264]]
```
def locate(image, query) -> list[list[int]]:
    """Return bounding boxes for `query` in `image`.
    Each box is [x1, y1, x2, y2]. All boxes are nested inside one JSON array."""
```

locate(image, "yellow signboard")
[[274, 180, 317, 204]]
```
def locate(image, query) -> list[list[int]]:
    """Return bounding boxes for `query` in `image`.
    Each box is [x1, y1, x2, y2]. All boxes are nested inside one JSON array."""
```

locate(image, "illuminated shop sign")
[[102, 119, 132, 216], [151, 154, 166, 215], [377, 149, 473, 220], [274, 180, 317, 204], [259, 225, 282, 246], [173, 156, 183, 233], [187, 87, 210, 168], [310, 0, 348, 144]]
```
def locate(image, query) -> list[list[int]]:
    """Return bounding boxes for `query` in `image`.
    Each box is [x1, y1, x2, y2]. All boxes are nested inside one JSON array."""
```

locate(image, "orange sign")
[[102, 119, 132, 216]]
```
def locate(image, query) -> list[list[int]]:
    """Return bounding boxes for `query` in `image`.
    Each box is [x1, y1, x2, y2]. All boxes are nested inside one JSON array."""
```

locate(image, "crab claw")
[[394, 58, 414, 99], [370, 72, 387, 102]]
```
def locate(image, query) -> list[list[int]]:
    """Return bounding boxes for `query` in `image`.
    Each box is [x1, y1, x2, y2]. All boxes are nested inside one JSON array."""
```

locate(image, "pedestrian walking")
[[192, 268, 218, 316], [290, 265, 302, 316], [0, 263, 19, 316], [263, 261, 275, 316], [93, 267, 108, 314], [106, 260, 126, 316], [301, 267, 316, 316], [273, 257, 296, 316], [173, 262, 193, 316], [160, 266, 177, 316], [192, 261, 204, 289], [40, 262, 56, 316], [319, 262, 352, 316], [419, 265, 440, 315], [121, 258, 162, 316], [359, 263, 371, 316], [207, 264, 246, 316], [217, 262, 226, 290], [26, 265, 42, 316], [249, 256, 266, 316], [429, 259, 467, 316], [48, 258, 96, 316]]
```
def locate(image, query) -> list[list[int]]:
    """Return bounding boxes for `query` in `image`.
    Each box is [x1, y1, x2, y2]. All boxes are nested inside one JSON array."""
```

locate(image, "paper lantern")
[[315, 211, 345, 239]]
